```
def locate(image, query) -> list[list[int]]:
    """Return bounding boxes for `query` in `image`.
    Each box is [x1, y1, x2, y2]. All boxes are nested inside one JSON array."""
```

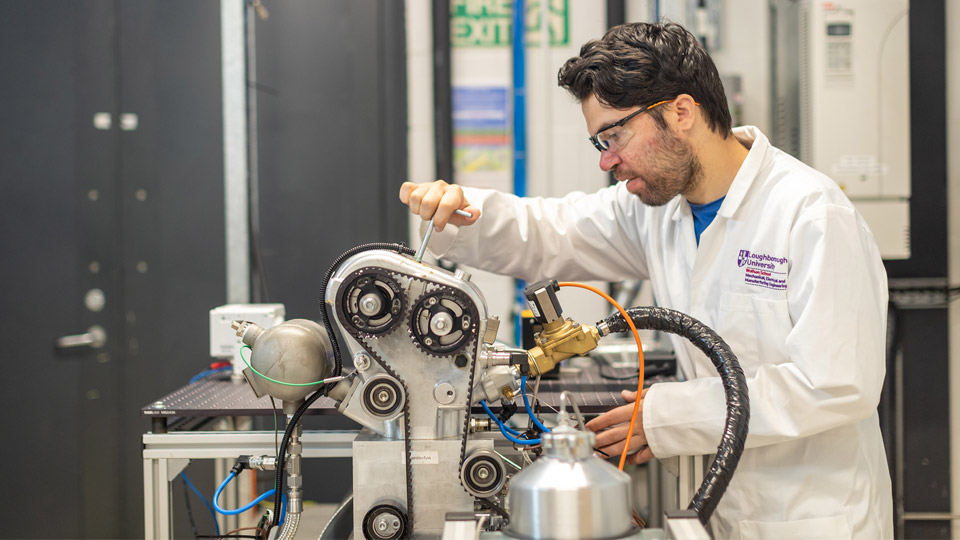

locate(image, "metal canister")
[[237, 318, 333, 404], [504, 424, 634, 539]]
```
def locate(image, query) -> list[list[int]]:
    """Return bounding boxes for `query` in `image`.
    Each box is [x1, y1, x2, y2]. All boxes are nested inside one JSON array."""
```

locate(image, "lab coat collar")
[[717, 126, 767, 219], [671, 126, 768, 223], [670, 196, 690, 223]]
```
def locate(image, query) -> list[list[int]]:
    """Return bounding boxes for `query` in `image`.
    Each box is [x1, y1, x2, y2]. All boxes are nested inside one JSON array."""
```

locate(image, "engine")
[[234, 244, 749, 540], [325, 248, 512, 538]]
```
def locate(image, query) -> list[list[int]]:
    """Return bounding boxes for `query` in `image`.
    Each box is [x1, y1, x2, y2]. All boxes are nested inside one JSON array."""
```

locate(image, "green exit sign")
[[452, 0, 570, 47]]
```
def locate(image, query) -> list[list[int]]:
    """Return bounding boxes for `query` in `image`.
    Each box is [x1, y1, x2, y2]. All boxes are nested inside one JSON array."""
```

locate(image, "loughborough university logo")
[[737, 249, 788, 290]]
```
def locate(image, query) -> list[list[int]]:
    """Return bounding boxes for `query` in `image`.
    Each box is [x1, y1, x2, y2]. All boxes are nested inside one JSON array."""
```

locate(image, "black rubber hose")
[[268, 243, 416, 530], [267, 382, 333, 531], [600, 306, 750, 525]]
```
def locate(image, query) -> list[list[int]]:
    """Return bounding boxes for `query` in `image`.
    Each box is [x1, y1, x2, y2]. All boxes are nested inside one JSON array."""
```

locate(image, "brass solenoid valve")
[[523, 280, 601, 376]]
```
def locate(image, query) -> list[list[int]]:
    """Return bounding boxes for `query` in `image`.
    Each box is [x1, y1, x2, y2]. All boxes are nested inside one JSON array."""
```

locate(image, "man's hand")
[[586, 389, 654, 465], [399, 180, 481, 232]]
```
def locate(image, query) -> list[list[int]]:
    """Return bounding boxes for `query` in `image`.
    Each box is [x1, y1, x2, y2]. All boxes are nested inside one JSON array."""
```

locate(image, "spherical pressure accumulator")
[[234, 319, 333, 404]]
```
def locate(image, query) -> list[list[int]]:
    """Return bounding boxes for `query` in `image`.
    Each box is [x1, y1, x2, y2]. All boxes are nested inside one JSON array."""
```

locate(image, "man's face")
[[581, 94, 702, 206]]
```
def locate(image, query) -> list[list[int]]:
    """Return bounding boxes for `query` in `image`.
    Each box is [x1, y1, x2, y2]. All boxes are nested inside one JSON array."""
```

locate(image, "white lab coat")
[[427, 127, 893, 539]]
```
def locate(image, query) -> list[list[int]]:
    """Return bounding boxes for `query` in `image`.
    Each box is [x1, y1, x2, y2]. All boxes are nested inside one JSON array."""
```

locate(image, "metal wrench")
[[415, 209, 474, 262]]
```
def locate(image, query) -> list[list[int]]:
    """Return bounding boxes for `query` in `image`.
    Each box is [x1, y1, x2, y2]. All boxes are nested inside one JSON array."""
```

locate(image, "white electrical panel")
[[209, 303, 285, 376], [799, 0, 911, 259]]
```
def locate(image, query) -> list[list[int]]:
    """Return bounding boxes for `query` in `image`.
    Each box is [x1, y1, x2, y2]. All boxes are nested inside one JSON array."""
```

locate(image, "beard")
[[614, 127, 703, 207]]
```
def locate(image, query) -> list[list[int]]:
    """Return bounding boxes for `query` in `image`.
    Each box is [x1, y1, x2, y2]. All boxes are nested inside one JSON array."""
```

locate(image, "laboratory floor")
[[297, 503, 339, 538]]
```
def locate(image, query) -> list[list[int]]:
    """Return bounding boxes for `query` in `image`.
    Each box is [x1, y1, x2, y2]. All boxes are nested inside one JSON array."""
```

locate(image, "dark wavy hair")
[[558, 22, 731, 137]]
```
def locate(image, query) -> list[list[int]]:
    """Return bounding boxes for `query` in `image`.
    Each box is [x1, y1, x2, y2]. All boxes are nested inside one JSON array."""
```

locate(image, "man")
[[399, 22, 892, 539]]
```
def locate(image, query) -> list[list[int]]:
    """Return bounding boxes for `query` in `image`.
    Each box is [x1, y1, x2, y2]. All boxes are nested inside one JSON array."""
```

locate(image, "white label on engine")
[[410, 451, 439, 465]]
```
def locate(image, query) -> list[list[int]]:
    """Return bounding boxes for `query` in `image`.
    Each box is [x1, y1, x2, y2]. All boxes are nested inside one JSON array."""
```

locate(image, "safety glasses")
[[588, 99, 697, 152]]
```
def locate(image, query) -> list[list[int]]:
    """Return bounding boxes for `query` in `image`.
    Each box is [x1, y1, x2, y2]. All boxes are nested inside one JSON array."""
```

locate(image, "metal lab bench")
[[142, 357, 676, 539]]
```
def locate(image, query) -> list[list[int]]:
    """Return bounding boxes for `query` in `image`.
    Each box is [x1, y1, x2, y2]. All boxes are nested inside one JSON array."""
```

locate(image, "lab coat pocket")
[[717, 292, 792, 377], [738, 515, 852, 540]]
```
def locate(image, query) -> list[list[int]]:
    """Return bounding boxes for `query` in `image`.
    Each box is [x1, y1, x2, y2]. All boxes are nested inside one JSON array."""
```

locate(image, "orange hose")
[[558, 282, 645, 470]]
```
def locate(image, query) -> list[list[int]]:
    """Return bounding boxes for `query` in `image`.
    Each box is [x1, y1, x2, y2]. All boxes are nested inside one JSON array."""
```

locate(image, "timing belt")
[[358, 344, 414, 535], [343, 269, 482, 536]]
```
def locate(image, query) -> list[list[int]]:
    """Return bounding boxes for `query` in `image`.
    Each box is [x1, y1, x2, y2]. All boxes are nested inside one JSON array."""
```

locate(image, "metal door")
[[0, 2, 125, 537], [0, 1, 405, 537], [0, 2, 225, 537]]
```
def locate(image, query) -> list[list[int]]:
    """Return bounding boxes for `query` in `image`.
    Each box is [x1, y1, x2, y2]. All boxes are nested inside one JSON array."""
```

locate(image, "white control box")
[[209, 303, 285, 376], [803, 0, 911, 260]]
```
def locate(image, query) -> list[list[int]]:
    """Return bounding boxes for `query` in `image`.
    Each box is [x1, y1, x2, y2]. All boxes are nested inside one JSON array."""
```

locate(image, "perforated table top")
[[141, 355, 675, 418]]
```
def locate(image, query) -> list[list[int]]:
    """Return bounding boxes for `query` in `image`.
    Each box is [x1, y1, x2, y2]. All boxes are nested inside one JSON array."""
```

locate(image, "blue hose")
[[480, 400, 541, 445], [214, 471, 286, 519], [180, 472, 220, 537], [480, 400, 522, 436], [189, 366, 232, 384], [520, 375, 551, 434], [498, 421, 541, 445]]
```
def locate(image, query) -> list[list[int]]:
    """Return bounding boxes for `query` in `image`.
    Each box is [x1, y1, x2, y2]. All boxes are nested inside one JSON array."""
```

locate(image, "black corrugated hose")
[[600, 306, 750, 526], [267, 243, 416, 533]]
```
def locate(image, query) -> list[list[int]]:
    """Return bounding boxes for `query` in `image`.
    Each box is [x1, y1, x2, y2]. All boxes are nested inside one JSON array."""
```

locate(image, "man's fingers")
[[449, 204, 481, 227], [399, 180, 480, 231], [593, 421, 647, 449], [595, 430, 649, 459], [433, 184, 465, 231], [593, 424, 631, 449], [586, 401, 642, 432], [626, 447, 654, 465], [404, 183, 428, 216], [620, 388, 649, 401], [417, 182, 449, 222], [399, 180, 445, 218], [398, 182, 416, 204]]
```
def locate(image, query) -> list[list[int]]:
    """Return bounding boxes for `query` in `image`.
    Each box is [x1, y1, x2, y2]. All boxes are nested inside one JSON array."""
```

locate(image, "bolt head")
[[355, 354, 371, 370]]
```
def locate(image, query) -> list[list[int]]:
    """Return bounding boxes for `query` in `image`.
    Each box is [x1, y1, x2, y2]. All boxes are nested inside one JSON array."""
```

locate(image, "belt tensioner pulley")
[[361, 375, 405, 418], [362, 503, 408, 540]]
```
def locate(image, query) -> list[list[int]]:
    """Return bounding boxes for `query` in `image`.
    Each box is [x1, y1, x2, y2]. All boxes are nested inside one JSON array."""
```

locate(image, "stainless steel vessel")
[[505, 415, 634, 539]]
